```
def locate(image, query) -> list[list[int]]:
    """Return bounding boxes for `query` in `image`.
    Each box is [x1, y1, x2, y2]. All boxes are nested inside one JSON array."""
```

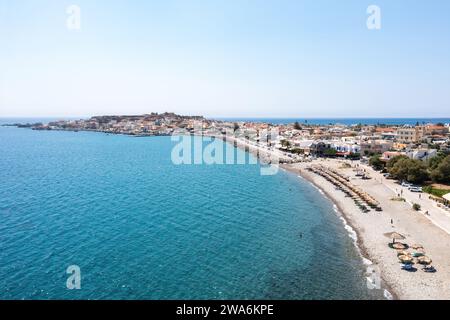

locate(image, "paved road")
[[361, 163, 450, 235]]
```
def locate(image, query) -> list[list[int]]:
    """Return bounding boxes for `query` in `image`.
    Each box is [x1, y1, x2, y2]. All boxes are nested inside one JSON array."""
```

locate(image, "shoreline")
[[213, 136, 450, 300], [280, 164, 397, 300], [282, 159, 450, 300], [221, 135, 399, 299]]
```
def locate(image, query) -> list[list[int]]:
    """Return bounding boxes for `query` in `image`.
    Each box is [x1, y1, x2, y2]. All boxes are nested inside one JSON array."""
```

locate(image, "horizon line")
[[1, 115, 450, 119]]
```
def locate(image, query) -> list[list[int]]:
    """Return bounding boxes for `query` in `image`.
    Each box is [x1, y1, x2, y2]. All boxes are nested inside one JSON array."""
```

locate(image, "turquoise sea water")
[[0, 126, 385, 300]]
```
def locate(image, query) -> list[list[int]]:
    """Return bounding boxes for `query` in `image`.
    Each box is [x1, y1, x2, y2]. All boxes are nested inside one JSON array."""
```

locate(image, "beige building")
[[360, 140, 393, 155], [396, 127, 425, 143]]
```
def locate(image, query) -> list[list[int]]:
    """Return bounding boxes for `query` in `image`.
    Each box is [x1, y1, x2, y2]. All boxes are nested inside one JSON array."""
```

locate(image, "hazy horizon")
[[1, 0, 450, 117]]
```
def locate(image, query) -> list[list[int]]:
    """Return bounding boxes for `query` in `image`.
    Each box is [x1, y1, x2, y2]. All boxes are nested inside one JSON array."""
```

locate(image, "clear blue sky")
[[1, 0, 449, 117]]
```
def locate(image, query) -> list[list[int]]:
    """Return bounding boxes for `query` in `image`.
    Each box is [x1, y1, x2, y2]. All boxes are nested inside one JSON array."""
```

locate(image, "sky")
[[0, 0, 449, 118]]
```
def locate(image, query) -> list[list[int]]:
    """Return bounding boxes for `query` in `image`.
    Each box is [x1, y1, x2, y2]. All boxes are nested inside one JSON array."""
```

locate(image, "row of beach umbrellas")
[[384, 232, 433, 267], [309, 165, 382, 210]]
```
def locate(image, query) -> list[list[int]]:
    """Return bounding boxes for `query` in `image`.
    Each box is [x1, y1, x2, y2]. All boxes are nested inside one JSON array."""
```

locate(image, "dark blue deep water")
[[0, 125, 385, 300]]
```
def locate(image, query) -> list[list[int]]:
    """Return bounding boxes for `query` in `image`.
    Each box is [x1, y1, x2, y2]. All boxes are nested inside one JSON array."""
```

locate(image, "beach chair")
[[422, 266, 436, 273], [401, 264, 413, 271]]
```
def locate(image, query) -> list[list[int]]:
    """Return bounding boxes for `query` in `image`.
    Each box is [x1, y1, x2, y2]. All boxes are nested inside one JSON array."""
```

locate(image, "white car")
[[409, 187, 422, 192], [401, 182, 412, 188]]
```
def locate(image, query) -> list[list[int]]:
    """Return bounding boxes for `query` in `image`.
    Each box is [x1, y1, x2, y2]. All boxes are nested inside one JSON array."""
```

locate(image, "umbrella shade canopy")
[[392, 243, 408, 250], [384, 232, 406, 240], [396, 250, 409, 256], [398, 255, 414, 264], [411, 244, 424, 250], [418, 256, 432, 265], [412, 249, 425, 257]]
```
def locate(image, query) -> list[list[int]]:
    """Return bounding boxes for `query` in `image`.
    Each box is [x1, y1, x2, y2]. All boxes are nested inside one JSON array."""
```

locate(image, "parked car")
[[409, 187, 423, 193], [401, 182, 412, 188]]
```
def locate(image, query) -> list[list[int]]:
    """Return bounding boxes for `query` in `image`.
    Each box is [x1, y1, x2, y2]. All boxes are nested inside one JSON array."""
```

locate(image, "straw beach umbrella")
[[411, 244, 424, 250], [392, 242, 408, 250], [418, 256, 432, 265], [384, 232, 406, 244], [398, 255, 414, 264], [396, 250, 409, 256]]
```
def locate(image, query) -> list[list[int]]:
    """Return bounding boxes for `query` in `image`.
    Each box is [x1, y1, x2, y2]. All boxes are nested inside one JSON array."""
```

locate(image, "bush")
[[290, 148, 304, 155], [323, 148, 337, 157], [390, 197, 406, 202], [413, 203, 421, 211], [347, 152, 361, 160], [423, 186, 450, 198]]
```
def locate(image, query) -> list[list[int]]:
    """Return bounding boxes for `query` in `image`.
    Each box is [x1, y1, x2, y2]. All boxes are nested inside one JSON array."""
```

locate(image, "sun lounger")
[[422, 266, 436, 273], [401, 264, 414, 271]]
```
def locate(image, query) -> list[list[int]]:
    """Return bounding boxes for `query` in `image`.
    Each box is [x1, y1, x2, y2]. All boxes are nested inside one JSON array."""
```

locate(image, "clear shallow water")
[[0, 126, 385, 300]]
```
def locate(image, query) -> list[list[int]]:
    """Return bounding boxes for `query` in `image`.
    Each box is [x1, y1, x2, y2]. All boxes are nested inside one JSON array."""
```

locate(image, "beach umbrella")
[[392, 242, 408, 250], [411, 244, 424, 250], [398, 255, 414, 264], [396, 250, 409, 257], [384, 232, 406, 244], [412, 248, 425, 257], [418, 256, 432, 265]]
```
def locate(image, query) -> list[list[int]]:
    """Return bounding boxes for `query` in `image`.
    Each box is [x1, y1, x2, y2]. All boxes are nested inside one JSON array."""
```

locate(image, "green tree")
[[388, 157, 429, 184], [291, 148, 304, 154], [293, 121, 302, 130], [428, 152, 446, 170], [386, 155, 408, 171], [323, 148, 337, 157], [280, 139, 291, 148], [369, 154, 384, 171], [430, 155, 450, 183], [406, 160, 429, 183]]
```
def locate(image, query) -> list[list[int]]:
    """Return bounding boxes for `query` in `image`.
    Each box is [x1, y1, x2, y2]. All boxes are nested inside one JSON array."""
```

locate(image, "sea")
[[216, 117, 450, 126], [0, 118, 396, 300]]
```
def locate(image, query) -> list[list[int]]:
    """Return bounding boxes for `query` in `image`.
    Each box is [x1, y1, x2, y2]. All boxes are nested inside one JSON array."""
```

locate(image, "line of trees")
[[369, 153, 450, 184]]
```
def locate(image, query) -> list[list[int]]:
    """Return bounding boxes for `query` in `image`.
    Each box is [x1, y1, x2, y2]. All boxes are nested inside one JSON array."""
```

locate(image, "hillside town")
[[12, 112, 450, 193], [11, 113, 450, 163]]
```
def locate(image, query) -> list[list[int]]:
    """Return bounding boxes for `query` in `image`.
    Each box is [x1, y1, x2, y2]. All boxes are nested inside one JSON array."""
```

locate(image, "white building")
[[406, 148, 438, 161], [332, 141, 360, 154]]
